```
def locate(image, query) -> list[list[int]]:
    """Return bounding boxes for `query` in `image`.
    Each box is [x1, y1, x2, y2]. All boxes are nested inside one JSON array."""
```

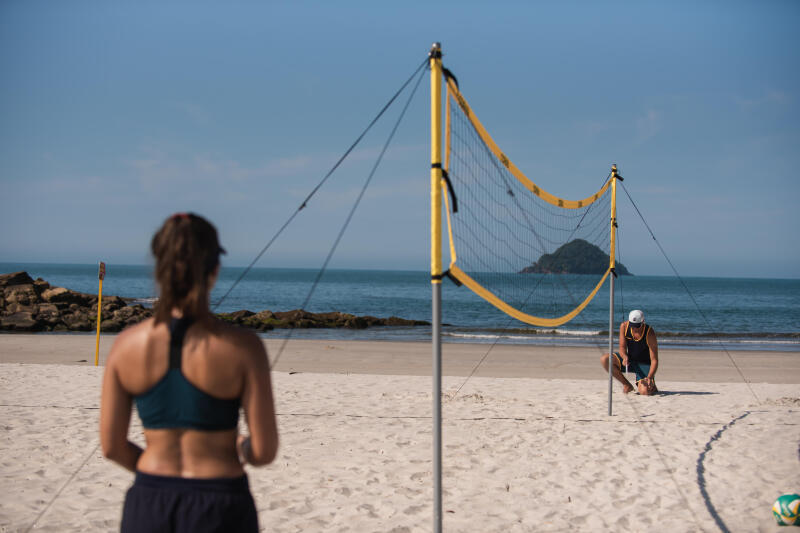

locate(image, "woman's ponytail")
[[151, 213, 225, 323]]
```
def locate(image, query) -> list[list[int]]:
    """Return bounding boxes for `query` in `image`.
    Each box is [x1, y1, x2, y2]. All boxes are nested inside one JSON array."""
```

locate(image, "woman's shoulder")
[[106, 318, 159, 367], [209, 318, 267, 358], [113, 317, 151, 345]]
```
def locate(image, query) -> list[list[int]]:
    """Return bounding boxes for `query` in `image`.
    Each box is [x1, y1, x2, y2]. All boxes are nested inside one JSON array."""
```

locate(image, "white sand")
[[1, 337, 799, 532]]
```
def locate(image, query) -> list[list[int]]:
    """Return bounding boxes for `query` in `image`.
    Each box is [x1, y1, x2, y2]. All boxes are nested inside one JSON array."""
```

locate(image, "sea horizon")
[[4, 260, 799, 281]]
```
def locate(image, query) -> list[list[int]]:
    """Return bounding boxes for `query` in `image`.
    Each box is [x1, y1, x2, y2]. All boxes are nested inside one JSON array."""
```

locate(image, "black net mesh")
[[445, 85, 614, 325]]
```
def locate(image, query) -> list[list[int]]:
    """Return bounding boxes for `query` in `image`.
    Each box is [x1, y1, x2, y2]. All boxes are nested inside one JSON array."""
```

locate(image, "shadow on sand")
[[656, 390, 717, 397], [696, 411, 751, 533]]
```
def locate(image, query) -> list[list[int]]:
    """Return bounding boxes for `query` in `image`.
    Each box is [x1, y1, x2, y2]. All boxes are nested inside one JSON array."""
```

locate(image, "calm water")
[[2, 262, 799, 352]]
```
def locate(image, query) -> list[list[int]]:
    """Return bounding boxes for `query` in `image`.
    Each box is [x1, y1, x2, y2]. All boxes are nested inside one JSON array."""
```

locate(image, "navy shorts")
[[613, 352, 652, 383], [121, 471, 258, 533]]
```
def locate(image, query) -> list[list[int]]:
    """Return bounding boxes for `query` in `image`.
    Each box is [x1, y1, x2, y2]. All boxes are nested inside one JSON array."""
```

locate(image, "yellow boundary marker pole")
[[95, 261, 105, 366]]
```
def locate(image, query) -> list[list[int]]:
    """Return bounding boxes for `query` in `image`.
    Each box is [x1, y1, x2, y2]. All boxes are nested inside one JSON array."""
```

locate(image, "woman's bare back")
[[102, 316, 276, 477]]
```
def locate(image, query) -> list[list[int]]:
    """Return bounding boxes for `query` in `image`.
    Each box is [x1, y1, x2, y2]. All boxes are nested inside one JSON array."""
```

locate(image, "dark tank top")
[[624, 323, 652, 365], [135, 317, 240, 431]]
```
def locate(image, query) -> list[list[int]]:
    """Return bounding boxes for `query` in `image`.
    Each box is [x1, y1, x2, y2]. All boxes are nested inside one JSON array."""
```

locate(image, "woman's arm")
[[239, 333, 279, 466], [99, 337, 143, 472]]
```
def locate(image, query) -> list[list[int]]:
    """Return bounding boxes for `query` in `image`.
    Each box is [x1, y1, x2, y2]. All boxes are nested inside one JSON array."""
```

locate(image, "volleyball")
[[772, 494, 800, 526]]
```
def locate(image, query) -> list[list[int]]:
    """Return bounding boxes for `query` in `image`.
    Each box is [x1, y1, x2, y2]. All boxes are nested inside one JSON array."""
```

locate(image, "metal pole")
[[429, 41, 444, 533], [432, 283, 442, 531], [608, 272, 615, 416]]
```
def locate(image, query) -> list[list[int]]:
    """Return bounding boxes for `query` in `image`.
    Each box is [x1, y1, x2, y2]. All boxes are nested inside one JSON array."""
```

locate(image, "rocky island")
[[0, 271, 429, 333], [520, 239, 631, 275]]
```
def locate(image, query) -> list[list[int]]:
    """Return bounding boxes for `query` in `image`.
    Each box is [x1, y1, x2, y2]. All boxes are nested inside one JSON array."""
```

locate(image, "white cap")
[[628, 310, 644, 324]]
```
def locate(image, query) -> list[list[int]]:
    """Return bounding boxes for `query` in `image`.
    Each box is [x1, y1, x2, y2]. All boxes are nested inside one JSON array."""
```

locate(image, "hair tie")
[[171, 212, 190, 221]]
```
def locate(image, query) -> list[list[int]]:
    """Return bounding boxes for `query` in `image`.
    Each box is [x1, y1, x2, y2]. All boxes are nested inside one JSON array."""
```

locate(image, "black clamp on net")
[[431, 270, 462, 287], [432, 163, 458, 213], [442, 66, 458, 90]]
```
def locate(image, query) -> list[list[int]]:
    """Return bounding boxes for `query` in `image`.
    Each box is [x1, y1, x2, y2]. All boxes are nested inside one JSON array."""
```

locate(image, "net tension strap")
[[610, 170, 624, 279], [433, 63, 460, 214], [431, 163, 458, 214], [430, 64, 462, 286]]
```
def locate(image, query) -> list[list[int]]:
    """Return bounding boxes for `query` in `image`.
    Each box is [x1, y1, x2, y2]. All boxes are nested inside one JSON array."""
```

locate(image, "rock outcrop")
[[520, 239, 632, 275], [216, 308, 429, 331], [0, 271, 429, 333], [0, 271, 151, 332]]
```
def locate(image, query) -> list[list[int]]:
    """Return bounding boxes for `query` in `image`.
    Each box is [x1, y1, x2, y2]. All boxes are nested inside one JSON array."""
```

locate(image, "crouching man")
[[601, 309, 658, 395]]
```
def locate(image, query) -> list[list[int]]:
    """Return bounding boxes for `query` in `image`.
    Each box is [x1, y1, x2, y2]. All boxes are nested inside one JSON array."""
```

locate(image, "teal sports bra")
[[135, 317, 240, 431]]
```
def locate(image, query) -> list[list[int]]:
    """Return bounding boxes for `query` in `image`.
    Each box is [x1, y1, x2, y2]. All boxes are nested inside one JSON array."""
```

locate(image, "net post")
[[95, 261, 105, 366], [608, 272, 615, 415], [429, 41, 444, 533], [608, 166, 619, 415]]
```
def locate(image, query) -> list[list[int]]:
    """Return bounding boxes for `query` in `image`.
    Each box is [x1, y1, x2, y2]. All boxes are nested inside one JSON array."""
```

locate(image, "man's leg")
[[633, 363, 657, 395], [601, 352, 634, 394]]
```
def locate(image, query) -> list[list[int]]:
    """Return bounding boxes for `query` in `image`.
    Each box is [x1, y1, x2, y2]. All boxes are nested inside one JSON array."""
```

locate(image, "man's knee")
[[601, 353, 619, 369]]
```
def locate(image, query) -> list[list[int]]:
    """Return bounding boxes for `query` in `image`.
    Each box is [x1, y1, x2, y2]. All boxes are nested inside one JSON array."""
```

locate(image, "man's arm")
[[647, 328, 659, 379], [618, 322, 628, 367]]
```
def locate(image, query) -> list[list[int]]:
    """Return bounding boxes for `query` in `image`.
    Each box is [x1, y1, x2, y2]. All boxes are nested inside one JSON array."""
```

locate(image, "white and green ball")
[[773, 494, 800, 526]]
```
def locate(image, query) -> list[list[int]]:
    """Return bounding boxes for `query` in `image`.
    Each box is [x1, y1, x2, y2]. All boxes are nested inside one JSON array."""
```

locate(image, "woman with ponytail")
[[100, 213, 278, 532]]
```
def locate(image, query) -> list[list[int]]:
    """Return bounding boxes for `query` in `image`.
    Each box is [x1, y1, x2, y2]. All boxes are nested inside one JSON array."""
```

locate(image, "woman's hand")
[[237, 434, 251, 465]]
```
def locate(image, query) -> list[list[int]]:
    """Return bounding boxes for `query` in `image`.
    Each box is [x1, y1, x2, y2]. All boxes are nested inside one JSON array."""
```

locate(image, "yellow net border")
[[445, 77, 610, 209], [442, 76, 612, 327]]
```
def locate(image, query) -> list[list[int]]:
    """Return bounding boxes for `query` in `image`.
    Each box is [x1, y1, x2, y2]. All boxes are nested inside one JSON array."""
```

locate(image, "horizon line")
[[1, 261, 797, 282]]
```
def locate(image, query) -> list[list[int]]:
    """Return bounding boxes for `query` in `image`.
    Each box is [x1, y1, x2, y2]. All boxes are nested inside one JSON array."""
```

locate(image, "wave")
[[442, 330, 800, 351], [442, 329, 800, 349], [451, 327, 603, 336], [659, 338, 800, 346], [444, 333, 554, 342], [657, 331, 800, 339], [445, 327, 800, 340], [130, 297, 157, 308]]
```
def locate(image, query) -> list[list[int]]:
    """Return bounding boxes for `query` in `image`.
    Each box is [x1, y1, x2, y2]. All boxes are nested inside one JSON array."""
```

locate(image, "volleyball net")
[[438, 74, 619, 327]]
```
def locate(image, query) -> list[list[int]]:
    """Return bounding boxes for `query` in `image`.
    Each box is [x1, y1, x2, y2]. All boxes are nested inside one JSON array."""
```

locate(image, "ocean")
[[2, 262, 799, 352]]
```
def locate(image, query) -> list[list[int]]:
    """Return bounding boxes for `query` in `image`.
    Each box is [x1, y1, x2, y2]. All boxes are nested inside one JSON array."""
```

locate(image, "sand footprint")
[[410, 471, 429, 482], [357, 503, 378, 518], [403, 504, 424, 516]]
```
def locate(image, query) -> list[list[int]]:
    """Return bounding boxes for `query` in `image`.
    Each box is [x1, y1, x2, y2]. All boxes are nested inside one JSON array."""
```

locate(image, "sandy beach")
[[1, 335, 799, 532]]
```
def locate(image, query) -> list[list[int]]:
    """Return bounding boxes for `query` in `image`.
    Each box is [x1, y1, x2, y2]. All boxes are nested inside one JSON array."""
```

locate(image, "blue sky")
[[1, 1, 798, 278]]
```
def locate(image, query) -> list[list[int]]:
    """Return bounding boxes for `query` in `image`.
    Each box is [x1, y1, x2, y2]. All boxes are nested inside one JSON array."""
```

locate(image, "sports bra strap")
[[168, 316, 194, 369]]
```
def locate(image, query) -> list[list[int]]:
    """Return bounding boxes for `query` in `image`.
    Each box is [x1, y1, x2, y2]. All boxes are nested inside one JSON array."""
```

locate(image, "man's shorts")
[[613, 352, 651, 383]]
